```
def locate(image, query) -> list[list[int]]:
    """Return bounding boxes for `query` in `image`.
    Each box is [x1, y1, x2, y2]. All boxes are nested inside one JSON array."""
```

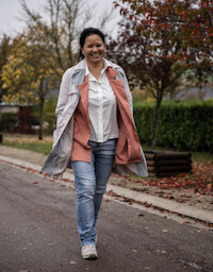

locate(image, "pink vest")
[[71, 67, 142, 164]]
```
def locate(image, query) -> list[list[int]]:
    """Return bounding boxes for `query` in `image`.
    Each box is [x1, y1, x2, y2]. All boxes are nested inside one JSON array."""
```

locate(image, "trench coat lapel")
[[106, 66, 142, 163], [106, 67, 135, 129], [78, 74, 90, 125], [106, 66, 118, 79], [106, 67, 129, 102]]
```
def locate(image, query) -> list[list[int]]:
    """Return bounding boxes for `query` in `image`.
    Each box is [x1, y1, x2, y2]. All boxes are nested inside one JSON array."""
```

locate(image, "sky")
[[0, 0, 122, 38]]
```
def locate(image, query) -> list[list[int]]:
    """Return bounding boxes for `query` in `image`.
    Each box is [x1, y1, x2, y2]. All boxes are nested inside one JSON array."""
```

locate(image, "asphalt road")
[[0, 161, 212, 272]]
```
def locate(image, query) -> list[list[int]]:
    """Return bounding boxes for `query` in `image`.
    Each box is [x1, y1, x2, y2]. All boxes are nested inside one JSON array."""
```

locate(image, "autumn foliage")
[[111, 0, 213, 148], [125, 160, 213, 198], [116, 0, 212, 59]]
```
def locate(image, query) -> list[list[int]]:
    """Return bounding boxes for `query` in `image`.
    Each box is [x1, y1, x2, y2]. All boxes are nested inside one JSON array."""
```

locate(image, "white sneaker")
[[81, 244, 98, 259]]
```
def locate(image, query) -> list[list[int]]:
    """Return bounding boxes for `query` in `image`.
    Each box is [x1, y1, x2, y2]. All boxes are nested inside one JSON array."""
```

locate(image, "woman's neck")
[[87, 61, 104, 80]]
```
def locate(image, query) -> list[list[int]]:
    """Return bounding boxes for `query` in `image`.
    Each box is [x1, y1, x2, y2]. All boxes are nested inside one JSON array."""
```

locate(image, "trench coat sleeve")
[[52, 68, 77, 148], [117, 67, 134, 116], [55, 68, 73, 117], [41, 67, 79, 178]]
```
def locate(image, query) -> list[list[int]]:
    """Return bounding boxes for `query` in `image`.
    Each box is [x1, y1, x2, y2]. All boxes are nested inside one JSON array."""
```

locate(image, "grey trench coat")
[[41, 59, 148, 178]]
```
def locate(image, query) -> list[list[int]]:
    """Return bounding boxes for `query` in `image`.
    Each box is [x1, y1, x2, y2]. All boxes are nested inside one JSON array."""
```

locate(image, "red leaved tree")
[[109, 0, 213, 148]]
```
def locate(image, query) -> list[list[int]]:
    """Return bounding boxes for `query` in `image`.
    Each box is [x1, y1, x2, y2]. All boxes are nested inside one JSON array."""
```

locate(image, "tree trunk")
[[38, 81, 44, 140], [151, 94, 163, 149]]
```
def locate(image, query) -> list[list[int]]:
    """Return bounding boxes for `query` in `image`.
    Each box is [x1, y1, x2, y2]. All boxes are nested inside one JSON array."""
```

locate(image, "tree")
[[19, 0, 116, 80], [2, 0, 117, 139], [0, 35, 13, 140], [111, 0, 213, 148], [0, 35, 13, 103], [2, 33, 53, 139]]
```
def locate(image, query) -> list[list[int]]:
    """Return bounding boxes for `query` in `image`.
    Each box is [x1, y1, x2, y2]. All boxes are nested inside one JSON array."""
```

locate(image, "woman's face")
[[81, 34, 105, 65]]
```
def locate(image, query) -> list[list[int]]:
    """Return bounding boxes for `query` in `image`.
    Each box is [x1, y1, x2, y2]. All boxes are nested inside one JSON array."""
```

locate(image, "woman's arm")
[[55, 68, 73, 117]]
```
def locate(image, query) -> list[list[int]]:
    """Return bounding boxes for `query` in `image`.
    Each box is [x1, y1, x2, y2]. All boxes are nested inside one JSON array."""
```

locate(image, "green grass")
[[3, 141, 52, 155], [2, 140, 213, 163], [191, 152, 213, 163]]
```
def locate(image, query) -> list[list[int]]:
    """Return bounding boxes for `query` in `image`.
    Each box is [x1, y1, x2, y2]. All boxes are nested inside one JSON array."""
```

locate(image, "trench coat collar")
[[105, 66, 119, 80], [73, 58, 125, 79]]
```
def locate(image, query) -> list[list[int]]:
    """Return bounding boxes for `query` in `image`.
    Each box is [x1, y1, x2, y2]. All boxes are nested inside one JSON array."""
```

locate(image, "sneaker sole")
[[82, 252, 98, 259]]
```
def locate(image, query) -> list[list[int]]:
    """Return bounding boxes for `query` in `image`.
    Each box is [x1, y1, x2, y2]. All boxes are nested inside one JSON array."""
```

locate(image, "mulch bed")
[[112, 161, 213, 196]]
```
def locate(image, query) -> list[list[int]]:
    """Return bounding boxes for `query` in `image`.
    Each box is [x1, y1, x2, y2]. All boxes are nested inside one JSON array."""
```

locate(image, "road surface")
[[0, 161, 212, 272]]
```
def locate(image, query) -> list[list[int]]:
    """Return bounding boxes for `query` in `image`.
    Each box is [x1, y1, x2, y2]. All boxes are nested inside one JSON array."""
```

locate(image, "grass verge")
[[2, 136, 213, 163], [3, 141, 52, 155], [1, 134, 212, 194]]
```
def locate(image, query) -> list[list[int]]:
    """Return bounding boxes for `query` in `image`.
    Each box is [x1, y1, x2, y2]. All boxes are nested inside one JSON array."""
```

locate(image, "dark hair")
[[79, 28, 105, 60]]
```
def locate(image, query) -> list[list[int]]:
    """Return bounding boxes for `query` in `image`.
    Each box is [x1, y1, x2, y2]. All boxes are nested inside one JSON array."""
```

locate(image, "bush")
[[44, 112, 56, 134], [30, 111, 56, 134], [31, 98, 57, 134], [133, 100, 213, 152], [1, 112, 19, 132]]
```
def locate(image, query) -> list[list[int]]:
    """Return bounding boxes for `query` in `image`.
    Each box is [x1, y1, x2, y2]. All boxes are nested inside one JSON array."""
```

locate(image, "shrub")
[[133, 100, 213, 152], [1, 112, 19, 132]]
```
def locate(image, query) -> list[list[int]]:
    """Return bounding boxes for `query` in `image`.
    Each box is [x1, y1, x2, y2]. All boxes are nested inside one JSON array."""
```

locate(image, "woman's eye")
[[86, 44, 102, 48]]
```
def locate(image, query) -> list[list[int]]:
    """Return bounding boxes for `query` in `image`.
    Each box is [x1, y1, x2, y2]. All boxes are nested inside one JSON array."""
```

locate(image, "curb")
[[106, 185, 213, 224], [0, 154, 212, 224]]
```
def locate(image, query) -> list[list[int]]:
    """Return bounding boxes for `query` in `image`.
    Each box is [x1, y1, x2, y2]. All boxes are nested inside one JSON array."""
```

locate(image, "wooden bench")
[[144, 150, 192, 177]]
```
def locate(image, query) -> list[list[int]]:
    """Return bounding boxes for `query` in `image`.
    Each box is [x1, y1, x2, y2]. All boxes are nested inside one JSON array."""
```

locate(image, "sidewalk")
[[0, 145, 212, 225]]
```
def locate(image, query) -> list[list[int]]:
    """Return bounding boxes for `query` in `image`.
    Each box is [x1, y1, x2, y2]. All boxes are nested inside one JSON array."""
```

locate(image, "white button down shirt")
[[86, 59, 119, 143]]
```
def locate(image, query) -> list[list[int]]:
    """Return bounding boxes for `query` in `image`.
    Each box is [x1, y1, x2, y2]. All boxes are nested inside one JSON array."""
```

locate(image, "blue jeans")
[[71, 139, 117, 246]]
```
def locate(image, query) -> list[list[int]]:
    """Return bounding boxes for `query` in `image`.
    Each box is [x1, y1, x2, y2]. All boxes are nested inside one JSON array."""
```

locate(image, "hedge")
[[0, 111, 56, 135], [0, 112, 19, 133], [1, 100, 212, 152], [133, 100, 213, 152]]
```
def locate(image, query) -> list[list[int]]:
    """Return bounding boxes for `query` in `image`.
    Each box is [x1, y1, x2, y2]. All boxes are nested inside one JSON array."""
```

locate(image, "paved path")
[[1, 161, 213, 272], [0, 146, 212, 226]]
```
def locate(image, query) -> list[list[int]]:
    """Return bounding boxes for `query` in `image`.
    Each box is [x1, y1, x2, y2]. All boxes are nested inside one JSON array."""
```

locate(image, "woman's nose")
[[92, 46, 98, 52]]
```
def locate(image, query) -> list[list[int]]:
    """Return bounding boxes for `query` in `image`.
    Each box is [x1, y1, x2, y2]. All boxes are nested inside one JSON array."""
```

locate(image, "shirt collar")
[[85, 58, 111, 76]]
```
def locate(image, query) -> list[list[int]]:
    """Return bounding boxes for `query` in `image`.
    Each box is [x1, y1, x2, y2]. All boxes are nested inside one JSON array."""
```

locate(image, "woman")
[[42, 28, 148, 259]]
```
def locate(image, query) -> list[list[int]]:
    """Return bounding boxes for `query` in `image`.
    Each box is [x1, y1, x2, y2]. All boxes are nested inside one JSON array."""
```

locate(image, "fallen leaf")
[[70, 261, 78, 265], [188, 262, 202, 270], [138, 213, 144, 217], [49, 179, 55, 182]]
